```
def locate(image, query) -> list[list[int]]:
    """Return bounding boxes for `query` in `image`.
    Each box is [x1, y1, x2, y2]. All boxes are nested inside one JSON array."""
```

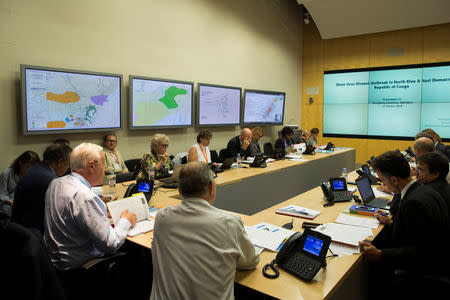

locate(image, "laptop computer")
[[355, 176, 390, 209], [328, 177, 353, 202], [159, 164, 184, 188], [212, 157, 235, 173]]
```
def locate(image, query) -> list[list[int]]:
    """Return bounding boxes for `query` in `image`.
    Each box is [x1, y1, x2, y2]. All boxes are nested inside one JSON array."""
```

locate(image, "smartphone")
[[355, 205, 375, 212]]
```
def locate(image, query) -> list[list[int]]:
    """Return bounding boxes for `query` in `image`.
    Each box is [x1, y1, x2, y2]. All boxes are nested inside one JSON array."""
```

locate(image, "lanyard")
[[70, 174, 107, 217], [199, 143, 208, 164], [70, 173, 90, 188], [110, 151, 119, 164]]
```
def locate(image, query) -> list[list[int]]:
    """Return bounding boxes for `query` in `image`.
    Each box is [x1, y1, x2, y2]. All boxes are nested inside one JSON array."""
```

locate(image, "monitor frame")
[[20, 64, 123, 135], [196, 82, 242, 127], [242, 89, 286, 126], [129, 75, 194, 130]]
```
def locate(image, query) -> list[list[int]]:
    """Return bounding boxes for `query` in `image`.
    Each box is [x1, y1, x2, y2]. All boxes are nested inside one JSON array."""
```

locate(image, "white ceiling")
[[298, 0, 450, 39]]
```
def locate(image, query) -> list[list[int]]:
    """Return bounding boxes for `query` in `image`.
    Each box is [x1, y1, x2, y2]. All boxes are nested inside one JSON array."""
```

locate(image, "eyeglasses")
[[106, 139, 117, 143], [161, 144, 169, 148]]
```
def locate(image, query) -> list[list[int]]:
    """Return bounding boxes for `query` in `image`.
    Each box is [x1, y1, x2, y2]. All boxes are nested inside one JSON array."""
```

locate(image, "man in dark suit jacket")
[[226, 128, 252, 159], [416, 152, 450, 216], [360, 151, 450, 277], [11, 143, 72, 234]]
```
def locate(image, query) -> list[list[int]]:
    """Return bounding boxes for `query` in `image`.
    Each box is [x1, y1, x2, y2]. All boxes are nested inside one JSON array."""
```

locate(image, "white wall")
[[0, 0, 303, 168]]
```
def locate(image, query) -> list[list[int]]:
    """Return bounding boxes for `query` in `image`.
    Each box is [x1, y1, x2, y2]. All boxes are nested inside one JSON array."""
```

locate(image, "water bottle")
[[341, 167, 348, 182], [147, 164, 155, 181], [108, 172, 116, 195], [236, 153, 242, 168]]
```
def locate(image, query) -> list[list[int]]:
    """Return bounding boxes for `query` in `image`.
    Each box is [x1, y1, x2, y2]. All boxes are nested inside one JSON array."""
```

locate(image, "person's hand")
[[242, 138, 250, 150], [120, 209, 137, 227], [376, 184, 391, 193], [5, 199, 13, 206], [159, 153, 169, 161], [359, 241, 382, 261], [375, 213, 392, 226]]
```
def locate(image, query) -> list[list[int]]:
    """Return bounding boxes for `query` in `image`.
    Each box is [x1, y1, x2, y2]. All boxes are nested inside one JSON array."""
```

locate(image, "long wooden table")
[[111, 149, 384, 299]]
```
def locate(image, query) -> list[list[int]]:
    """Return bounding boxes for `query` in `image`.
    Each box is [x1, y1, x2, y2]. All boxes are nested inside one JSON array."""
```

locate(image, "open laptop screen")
[[356, 176, 374, 202]]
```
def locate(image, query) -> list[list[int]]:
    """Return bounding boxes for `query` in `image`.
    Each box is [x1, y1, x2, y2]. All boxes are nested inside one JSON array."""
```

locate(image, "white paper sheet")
[[314, 223, 373, 246], [335, 213, 379, 229], [128, 219, 155, 237], [244, 222, 295, 252], [329, 241, 360, 256], [372, 187, 393, 199]]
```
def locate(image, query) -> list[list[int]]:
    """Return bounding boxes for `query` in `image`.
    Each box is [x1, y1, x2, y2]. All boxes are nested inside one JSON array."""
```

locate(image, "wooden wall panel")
[[324, 36, 371, 70], [423, 23, 450, 62], [369, 28, 423, 67]]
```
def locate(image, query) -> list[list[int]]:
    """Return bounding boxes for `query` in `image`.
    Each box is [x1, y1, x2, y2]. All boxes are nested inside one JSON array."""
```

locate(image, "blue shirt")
[[44, 172, 130, 270]]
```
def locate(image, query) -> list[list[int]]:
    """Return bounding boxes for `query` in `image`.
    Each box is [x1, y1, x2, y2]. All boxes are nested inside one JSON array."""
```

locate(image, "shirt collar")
[[71, 172, 92, 189], [400, 179, 415, 200]]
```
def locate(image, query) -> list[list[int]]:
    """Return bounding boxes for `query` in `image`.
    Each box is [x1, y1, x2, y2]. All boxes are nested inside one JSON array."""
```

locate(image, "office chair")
[[0, 222, 65, 300], [219, 148, 230, 162], [264, 142, 274, 157], [115, 172, 134, 183], [124, 159, 140, 173], [210, 150, 220, 163]]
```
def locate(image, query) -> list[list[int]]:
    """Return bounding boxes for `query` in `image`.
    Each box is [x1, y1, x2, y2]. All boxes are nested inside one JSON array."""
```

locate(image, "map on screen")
[[244, 90, 285, 124], [198, 84, 241, 125], [23, 67, 121, 133], [131, 77, 193, 128]]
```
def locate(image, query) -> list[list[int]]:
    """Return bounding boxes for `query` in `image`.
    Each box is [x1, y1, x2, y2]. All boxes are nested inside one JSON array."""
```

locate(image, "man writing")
[[150, 161, 259, 299], [44, 143, 137, 271]]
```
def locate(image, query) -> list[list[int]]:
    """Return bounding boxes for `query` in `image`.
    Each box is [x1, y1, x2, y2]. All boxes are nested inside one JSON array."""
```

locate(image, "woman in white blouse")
[[188, 129, 213, 164]]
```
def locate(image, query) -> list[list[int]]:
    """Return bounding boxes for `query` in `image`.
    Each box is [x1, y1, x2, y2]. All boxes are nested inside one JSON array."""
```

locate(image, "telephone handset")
[[262, 229, 331, 281], [356, 164, 380, 185], [250, 154, 268, 168], [320, 181, 333, 202]]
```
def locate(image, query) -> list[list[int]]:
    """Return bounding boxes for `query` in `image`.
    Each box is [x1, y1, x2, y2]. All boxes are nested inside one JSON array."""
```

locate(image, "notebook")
[[106, 193, 155, 237], [355, 176, 390, 209]]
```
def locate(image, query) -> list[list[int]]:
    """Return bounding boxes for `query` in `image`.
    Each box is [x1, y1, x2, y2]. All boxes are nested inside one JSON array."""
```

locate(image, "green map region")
[[158, 86, 187, 109]]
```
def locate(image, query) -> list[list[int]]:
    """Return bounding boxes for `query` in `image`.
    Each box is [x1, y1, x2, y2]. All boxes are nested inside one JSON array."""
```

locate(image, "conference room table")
[[106, 148, 388, 299]]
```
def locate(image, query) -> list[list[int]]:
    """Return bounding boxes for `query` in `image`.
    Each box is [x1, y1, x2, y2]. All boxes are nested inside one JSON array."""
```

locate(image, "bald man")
[[226, 128, 252, 159]]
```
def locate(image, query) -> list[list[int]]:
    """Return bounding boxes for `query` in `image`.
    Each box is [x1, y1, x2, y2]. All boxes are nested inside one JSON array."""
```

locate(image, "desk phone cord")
[[262, 259, 280, 279]]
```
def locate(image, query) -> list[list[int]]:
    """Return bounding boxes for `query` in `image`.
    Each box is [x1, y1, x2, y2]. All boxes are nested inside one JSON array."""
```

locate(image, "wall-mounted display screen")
[[323, 62, 450, 140], [130, 76, 193, 129], [243, 89, 285, 125], [21, 65, 122, 135], [197, 83, 241, 126]]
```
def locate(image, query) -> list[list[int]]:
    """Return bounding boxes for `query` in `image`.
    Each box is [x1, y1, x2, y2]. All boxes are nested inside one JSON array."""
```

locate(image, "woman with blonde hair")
[[137, 134, 174, 180], [248, 127, 264, 157]]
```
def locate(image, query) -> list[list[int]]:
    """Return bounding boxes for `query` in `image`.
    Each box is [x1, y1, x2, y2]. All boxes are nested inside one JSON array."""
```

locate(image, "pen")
[[378, 212, 389, 216]]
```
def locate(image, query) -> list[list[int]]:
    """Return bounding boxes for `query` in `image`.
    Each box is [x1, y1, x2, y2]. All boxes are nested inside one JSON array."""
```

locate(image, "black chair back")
[[210, 150, 220, 163], [116, 172, 134, 183], [264, 142, 274, 157], [124, 159, 141, 173], [219, 148, 230, 162]]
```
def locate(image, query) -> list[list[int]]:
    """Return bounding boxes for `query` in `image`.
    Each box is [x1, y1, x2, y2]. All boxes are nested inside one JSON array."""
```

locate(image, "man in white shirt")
[[150, 161, 259, 300], [44, 143, 137, 271]]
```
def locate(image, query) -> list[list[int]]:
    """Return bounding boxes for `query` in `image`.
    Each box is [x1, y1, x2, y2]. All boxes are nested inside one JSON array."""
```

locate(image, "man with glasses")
[[103, 133, 128, 175]]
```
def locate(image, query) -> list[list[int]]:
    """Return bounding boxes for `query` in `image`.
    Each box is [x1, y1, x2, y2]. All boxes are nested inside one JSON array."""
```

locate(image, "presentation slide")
[[244, 90, 285, 124], [323, 63, 450, 139], [24, 67, 121, 133], [198, 84, 241, 125], [131, 77, 192, 128]]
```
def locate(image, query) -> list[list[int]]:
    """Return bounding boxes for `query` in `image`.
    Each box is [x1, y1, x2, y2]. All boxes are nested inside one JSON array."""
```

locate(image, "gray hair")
[[151, 133, 170, 153], [178, 161, 214, 197], [70, 143, 103, 172]]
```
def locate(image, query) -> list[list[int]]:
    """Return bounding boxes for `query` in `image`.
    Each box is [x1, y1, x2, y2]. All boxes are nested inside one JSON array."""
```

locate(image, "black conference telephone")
[[250, 154, 268, 168], [262, 229, 331, 281], [324, 142, 334, 151], [303, 144, 315, 155], [272, 148, 285, 160]]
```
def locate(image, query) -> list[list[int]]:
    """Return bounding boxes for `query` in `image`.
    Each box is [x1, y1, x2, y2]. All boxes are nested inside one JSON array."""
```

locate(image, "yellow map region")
[[134, 102, 174, 125], [47, 121, 67, 128], [46, 91, 80, 104]]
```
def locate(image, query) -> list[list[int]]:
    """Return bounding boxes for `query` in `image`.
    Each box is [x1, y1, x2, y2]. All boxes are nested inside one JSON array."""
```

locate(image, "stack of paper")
[[335, 213, 379, 229], [244, 222, 296, 252], [313, 223, 373, 247], [276, 205, 321, 220]]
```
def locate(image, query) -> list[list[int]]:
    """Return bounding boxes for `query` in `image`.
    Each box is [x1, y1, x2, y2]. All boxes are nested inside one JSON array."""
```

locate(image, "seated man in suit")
[[226, 128, 252, 159], [11, 143, 72, 234], [360, 151, 449, 296], [248, 126, 264, 157], [416, 152, 450, 216], [150, 161, 259, 299], [421, 128, 450, 160], [44, 143, 137, 271], [413, 136, 450, 183]]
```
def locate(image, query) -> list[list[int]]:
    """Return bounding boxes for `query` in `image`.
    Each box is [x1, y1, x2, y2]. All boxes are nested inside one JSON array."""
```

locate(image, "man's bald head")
[[414, 137, 435, 158], [178, 161, 214, 198], [240, 128, 252, 141]]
